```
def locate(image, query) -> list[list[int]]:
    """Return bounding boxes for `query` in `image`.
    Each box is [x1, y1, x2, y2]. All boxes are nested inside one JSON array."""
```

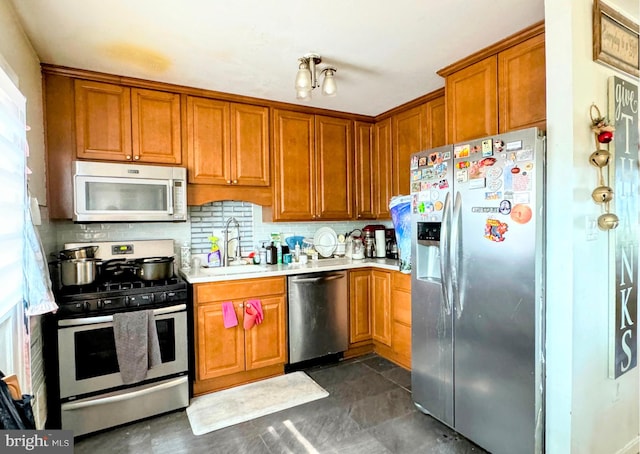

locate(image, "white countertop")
[[180, 257, 402, 284]]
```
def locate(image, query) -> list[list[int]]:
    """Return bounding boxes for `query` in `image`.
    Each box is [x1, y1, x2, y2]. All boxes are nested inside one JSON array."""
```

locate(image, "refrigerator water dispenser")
[[416, 222, 441, 280]]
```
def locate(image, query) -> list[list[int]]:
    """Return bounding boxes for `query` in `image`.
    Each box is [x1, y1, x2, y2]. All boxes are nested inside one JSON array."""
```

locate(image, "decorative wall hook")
[[589, 103, 618, 230]]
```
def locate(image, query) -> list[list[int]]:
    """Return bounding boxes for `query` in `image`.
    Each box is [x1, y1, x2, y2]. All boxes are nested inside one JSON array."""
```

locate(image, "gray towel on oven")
[[113, 310, 162, 384]]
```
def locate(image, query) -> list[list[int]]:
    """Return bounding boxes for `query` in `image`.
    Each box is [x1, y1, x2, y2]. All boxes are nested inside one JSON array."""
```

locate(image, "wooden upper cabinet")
[[445, 56, 498, 143], [270, 109, 353, 221], [186, 97, 269, 186], [392, 105, 426, 196], [75, 80, 132, 161], [498, 32, 546, 133], [315, 115, 353, 220], [230, 103, 270, 186], [425, 95, 446, 148], [271, 109, 315, 221], [186, 97, 231, 184], [354, 121, 375, 220], [75, 80, 181, 164], [440, 23, 545, 142], [374, 118, 393, 219], [131, 88, 182, 164]]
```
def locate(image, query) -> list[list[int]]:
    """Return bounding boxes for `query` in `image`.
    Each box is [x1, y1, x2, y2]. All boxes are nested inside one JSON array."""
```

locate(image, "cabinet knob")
[[227, 180, 232, 184], [126, 155, 132, 160], [239, 303, 244, 308], [133, 155, 140, 161], [232, 180, 238, 184]]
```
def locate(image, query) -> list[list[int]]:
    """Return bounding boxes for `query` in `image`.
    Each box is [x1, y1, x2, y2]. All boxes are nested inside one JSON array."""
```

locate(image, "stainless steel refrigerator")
[[410, 127, 545, 454]]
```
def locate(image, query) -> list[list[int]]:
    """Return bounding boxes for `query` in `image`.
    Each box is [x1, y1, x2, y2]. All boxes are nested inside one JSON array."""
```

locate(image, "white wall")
[[0, 0, 49, 430], [0, 1, 46, 204], [545, 1, 640, 453]]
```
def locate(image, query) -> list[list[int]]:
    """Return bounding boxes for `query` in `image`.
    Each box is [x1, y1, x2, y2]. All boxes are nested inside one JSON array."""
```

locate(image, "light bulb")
[[321, 68, 337, 97], [295, 59, 312, 91]]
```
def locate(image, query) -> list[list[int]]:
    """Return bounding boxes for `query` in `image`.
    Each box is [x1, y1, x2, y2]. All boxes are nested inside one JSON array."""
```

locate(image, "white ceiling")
[[8, 0, 551, 116]]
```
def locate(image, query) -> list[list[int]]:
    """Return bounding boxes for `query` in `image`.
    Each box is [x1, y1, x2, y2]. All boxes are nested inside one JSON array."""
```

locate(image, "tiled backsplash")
[[189, 201, 392, 257], [47, 202, 393, 263]]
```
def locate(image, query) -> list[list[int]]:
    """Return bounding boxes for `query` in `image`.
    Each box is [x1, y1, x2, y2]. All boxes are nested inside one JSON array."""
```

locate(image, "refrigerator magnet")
[[482, 139, 493, 155], [428, 152, 441, 166], [411, 182, 421, 193], [456, 161, 470, 169], [438, 179, 449, 189], [418, 156, 428, 167], [499, 200, 512, 215], [506, 140, 523, 151], [412, 170, 422, 181], [516, 148, 534, 161], [494, 140, 505, 152], [454, 144, 470, 158], [510, 204, 533, 224], [456, 169, 468, 183], [471, 145, 481, 154], [443, 151, 451, 160], [469, 178, 486, 189], [485, 219, 509, 242], [484, 191, 502, 200], [487, 179, 503, 191]]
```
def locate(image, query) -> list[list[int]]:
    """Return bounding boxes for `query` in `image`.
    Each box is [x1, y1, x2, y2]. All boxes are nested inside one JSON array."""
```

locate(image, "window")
[[0, 63, 27, 384]]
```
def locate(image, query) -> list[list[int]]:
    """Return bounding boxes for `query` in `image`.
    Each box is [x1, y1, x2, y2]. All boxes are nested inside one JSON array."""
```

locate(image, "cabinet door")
[[498, 33, 546, 133], [74, 80, 132, 161], [244, 296, 287, 370], [445, 56, 498, 143], [315, 115, 353, 220], [186, 96, 230, 184], [349, 270, 372, 344], [371, 270, 391, 346], [272, 109, 315, 220], [231, 103, 270, 186], [425, 95, 446, 149], [354, 121, 375, 220], [131, 88, 181, 164], [392, 105, 426, 196], [374, 118, 393, 219], [196, 301, 244, 380]]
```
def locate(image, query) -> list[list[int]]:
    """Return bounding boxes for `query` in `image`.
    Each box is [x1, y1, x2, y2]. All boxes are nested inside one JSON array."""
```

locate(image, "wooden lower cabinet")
[[193, 277, 286, 395], [347, 269, 411, 369], [390, 272, 412, 369]]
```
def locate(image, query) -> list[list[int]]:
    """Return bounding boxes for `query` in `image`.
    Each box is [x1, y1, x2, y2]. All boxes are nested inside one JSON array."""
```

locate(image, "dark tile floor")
[[74, 355, 487, 453]]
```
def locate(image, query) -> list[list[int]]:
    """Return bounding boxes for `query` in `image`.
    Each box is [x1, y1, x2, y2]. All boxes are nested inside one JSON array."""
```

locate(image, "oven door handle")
[[58, 304, 187, 327], [61, 376, 187, 411]]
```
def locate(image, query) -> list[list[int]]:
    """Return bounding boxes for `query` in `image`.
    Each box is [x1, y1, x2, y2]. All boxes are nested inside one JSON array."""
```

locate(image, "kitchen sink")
[[197, 264, 266, 276]]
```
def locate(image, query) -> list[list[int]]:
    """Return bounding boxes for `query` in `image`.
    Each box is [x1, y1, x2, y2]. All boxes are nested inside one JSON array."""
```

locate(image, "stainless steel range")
[[47, 240, 189, 437]]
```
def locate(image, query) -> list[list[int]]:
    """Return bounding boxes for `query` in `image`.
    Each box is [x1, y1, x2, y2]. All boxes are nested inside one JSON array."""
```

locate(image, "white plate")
[[313, 227, 338, 258]]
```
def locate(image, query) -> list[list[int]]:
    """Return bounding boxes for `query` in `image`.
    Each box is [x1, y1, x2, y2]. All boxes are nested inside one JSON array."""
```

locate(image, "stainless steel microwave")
[[73, 161, 187, 222]]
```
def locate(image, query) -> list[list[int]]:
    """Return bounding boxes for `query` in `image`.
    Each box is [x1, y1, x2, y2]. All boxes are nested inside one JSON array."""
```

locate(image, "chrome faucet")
[[223, 217, 241, 266]]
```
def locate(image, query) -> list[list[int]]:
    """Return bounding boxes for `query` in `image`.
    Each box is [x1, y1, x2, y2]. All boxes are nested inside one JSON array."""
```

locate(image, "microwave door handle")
[[167, 179, 174, 215]]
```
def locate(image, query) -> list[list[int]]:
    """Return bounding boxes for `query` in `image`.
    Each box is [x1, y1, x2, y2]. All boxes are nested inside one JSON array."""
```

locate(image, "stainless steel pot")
[[133, 257, 174, 280], [59, 245, 99, 260], [60, 258, 99, 286]]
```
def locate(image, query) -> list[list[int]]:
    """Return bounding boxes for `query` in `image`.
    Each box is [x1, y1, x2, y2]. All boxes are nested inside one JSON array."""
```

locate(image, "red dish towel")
[[243, 300, 264, 330], [222, 302, 238, 328]]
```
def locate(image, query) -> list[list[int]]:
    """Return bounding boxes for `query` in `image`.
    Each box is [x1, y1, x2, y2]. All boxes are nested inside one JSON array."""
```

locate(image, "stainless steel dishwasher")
[[287, 271, 348, 364]]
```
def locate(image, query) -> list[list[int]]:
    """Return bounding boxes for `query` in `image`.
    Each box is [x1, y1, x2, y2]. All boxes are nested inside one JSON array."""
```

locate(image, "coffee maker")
[[385, 228, 398, 259], [362, 225, 385, 258]]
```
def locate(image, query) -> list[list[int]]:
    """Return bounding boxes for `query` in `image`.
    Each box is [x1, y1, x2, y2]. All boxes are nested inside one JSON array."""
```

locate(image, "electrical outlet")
[[585, 216, 598, 241]]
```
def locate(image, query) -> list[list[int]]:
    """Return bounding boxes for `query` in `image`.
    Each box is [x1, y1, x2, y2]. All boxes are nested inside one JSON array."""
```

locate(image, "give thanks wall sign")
[[608, 76, 639, 378]]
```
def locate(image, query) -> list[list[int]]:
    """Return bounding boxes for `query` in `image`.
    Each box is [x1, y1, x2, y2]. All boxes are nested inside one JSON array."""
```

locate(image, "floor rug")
[[186, 371, 329, 436]]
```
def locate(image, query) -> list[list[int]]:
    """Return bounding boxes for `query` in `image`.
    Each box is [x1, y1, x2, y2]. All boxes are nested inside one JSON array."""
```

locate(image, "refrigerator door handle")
[[440, 192, 452, 315], [451, 191, 463, 318]]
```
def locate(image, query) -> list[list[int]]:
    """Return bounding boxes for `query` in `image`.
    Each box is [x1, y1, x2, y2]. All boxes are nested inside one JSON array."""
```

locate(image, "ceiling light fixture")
[[295, 53, 337, 100]]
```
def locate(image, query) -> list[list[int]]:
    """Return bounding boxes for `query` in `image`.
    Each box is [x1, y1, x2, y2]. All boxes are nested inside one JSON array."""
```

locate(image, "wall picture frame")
[[593, 0, 640, 78]]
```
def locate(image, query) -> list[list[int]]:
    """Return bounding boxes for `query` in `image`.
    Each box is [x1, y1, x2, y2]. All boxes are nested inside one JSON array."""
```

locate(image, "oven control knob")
[[82, 301, 91, 312]]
